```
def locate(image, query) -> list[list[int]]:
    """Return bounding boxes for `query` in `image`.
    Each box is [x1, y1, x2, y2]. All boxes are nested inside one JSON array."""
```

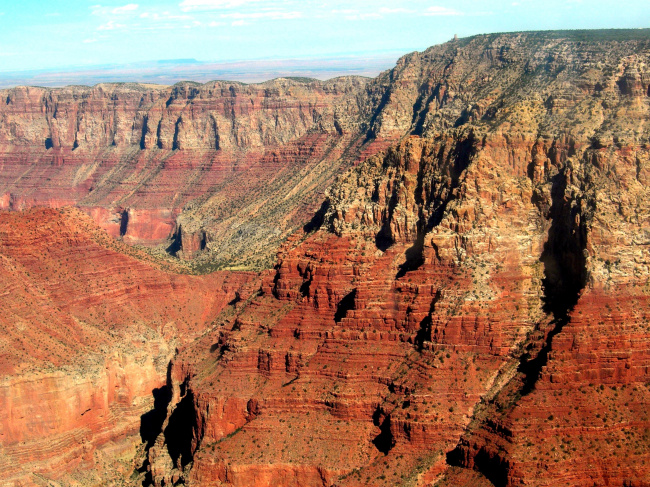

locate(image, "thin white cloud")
[[180, 0, 260, 12], [332, 7, 385, 21], [112, 3, 139, 14], [208, 20, 225, 26], [423, 6, 462, 16], [98, 20, 127, 30], [91, 4, 139, 16], [83, 38, 98, 43], [379, 7, 415, 14], [139, 11, 193, 21], [221, 11, 301, 20], [341, 12, 381, 21], [231, 19, 250, 26]]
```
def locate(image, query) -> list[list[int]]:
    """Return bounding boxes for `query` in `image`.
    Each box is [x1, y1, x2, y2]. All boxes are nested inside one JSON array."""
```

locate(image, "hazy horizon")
[[0, 51, 406, 88], [0, 0, 648, 89], [1, 1, 648, 69]]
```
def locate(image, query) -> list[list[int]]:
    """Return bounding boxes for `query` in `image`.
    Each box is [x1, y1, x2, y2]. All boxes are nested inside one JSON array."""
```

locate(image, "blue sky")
[[0, 0, 648, 72]]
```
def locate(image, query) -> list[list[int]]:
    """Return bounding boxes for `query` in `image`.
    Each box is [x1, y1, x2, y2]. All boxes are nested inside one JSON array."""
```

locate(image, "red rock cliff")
[[1, 30, 650, 487], [0, 207, 259, 485], [141, 31, 650, 487]]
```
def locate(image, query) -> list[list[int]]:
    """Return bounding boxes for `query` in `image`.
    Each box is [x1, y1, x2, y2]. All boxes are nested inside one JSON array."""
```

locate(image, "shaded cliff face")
[[141, 31, 650, 487]]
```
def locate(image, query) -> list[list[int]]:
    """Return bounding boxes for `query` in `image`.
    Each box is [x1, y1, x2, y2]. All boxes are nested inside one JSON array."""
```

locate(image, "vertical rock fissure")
[[415, 290, 441, 349], [172, 117, 182, 151], [138, 364, 173, 485], [156, 120, 164, 149], [396, 133, 475, 277], [427, 133, 474, 229], [396, 234, 426, 278], [119, 209, 129, 237], [365, 86, 392, 141], [164, 388, 199, 469], [518, 163, 590, 394], [446, 161, 592, 483], [372, 406, 396, 455], [211, 116, 220, 150], [140, 115, 148, 150], [167, 225, 183, 256], [410, 86, 439, 136], [139, 368, 203, 486], [334, 288, 357, 323], [303, 200, 330, 233]]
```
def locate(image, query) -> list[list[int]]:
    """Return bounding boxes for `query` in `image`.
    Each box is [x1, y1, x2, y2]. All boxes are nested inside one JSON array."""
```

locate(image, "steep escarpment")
[[0, 207, 259, 485], [1, 29, 649, 487], [446, 145, 650, 486], [0, 77, 383, 268], [139, 30, 650, 487]]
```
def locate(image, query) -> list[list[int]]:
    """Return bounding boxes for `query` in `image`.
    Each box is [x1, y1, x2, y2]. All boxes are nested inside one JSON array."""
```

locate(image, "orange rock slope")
[[0, 207, 258, 485], [0, 30, 649, 487]]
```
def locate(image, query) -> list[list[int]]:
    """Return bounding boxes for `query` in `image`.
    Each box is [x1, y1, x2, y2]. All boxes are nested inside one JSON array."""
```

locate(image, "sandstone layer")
[[0, 207, 258, 485], [1, 29, 650, 487], [141, 30, 650, 487]]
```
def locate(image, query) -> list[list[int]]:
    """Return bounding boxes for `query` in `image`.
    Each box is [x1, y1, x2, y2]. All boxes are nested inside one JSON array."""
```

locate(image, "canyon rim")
[[0, 28, 649, 487]]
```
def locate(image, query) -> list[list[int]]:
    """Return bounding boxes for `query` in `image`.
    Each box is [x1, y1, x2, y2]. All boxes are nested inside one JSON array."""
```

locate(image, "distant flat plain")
[[0, 52, 404, 88]]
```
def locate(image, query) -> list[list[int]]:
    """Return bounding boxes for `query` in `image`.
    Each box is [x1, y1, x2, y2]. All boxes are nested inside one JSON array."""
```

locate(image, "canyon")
[[0, 29, 649, 486]]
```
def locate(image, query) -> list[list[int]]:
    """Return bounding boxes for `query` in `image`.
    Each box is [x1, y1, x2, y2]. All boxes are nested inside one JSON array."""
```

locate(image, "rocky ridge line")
[[142, 30, 650, 486]]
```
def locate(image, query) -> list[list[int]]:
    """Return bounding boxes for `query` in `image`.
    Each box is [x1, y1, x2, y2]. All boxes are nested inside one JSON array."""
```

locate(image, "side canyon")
[[0, 30, 649, 486]]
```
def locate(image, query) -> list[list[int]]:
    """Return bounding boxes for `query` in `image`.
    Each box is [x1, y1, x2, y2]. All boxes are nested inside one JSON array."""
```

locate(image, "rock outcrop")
[[140, 30, 650, 486], [1, 29, 650, 487]]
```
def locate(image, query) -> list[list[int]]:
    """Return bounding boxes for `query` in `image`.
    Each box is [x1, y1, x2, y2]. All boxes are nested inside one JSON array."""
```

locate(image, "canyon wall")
[[0, 77, 386, 268], [141, 31, 650, 486], [0, 30, 649, 486], [0, 207, 259, 485]]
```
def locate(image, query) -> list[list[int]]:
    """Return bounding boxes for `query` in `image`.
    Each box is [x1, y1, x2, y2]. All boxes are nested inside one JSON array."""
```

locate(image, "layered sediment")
[[0, 77, 380, 267], [0, 207, 258, 485], [142, 30, 650, 486], [1, 29, 650, 487]]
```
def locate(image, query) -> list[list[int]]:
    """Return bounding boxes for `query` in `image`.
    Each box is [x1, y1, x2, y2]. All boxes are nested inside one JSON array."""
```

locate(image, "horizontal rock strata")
[[0, 207, 258, 485], [143, 30, 650, 486], [1, 29, 650, 486]]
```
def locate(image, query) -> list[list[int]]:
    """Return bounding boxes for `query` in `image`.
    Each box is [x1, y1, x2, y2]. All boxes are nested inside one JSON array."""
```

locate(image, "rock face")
[[1, 29, 650, 487], [139, 30, 650, 486], [0, 77, 386, 268], [0, 207, 259, 485]]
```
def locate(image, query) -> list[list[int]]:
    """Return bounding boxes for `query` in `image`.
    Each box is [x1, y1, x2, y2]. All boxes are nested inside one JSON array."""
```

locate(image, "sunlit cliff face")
[[0, 30, 649, 487]]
